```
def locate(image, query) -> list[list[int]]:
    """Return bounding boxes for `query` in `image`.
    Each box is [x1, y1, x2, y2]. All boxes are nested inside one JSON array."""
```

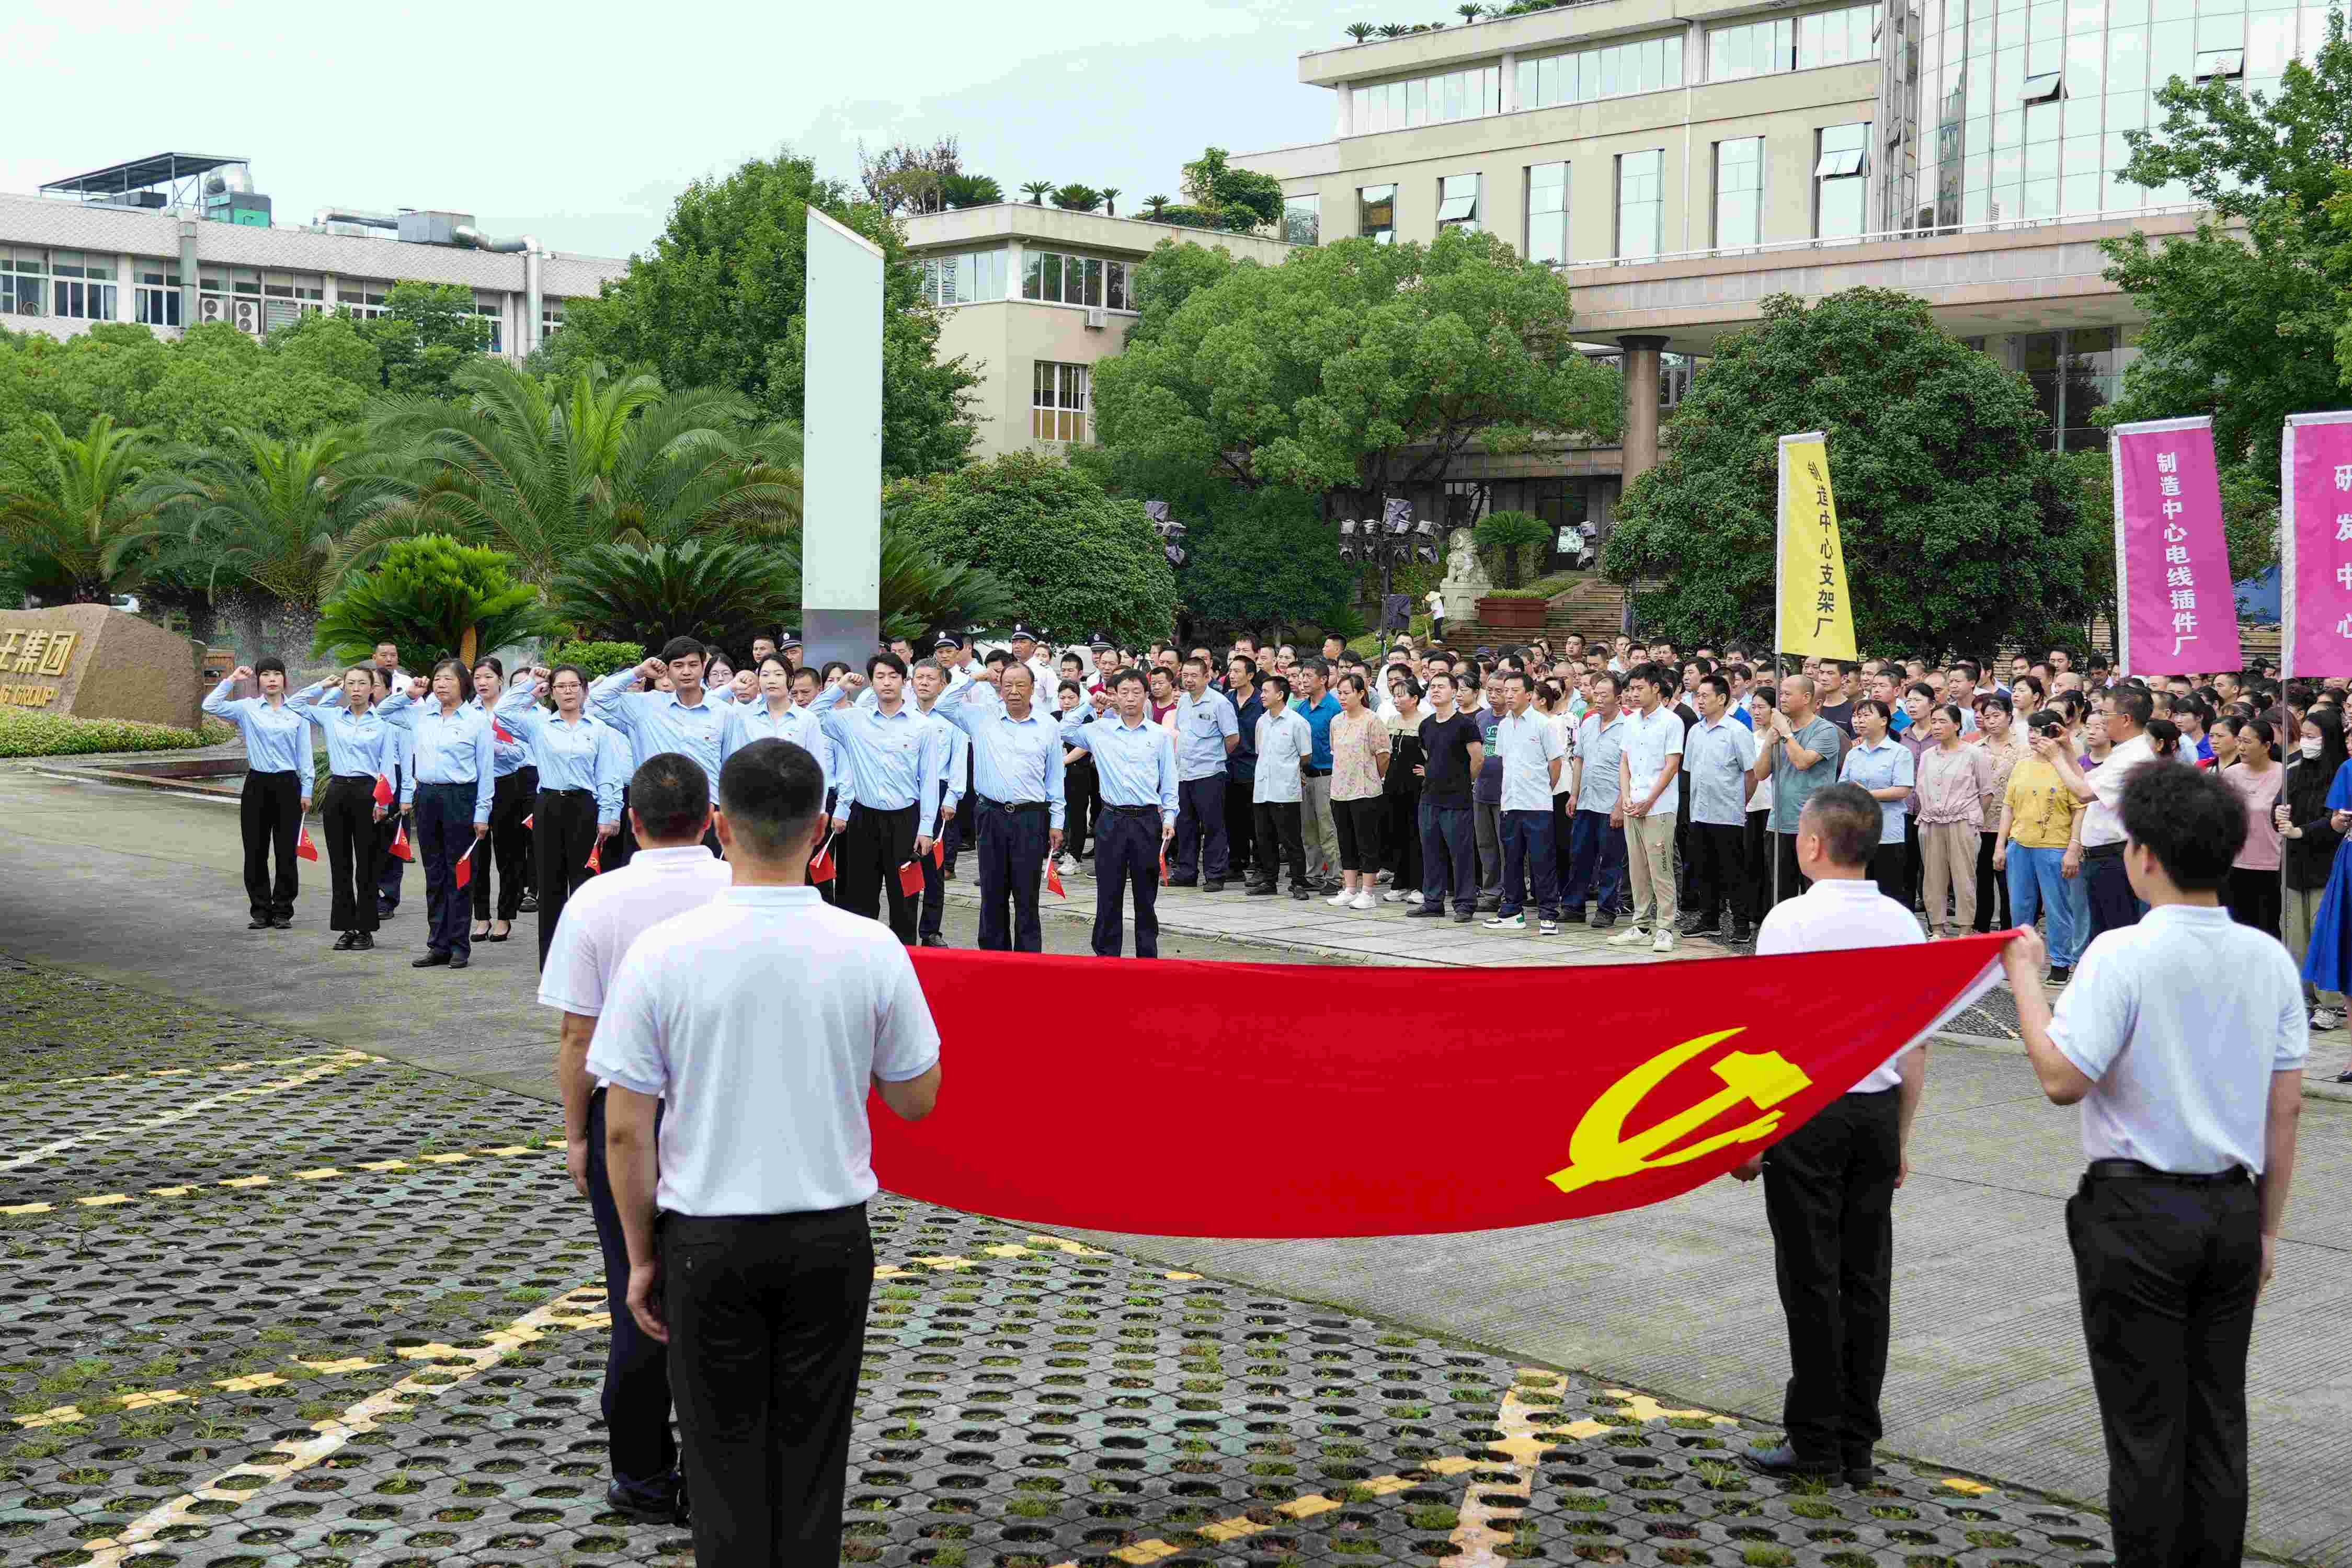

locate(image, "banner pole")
[[1772, 436, 1788, 922], [2284, 415, 2297, 954]]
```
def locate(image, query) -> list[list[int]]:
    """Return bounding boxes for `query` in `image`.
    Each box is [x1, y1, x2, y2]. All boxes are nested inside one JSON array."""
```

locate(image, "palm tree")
[[1142, 194, 1173, 220], [1345, 21, 1377, 39], [0, 415, 173, 602], [1377, 22, 1410, 36], [1021, 180, 1054, 206], [547, 538, 797, 650], [1457, 3, 1482, 19], [352, 360, 801, 584], [1102, 187, 1122, 218]]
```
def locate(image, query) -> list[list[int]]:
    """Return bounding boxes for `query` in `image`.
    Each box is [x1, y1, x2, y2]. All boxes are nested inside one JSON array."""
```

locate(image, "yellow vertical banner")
[[1774, 431, 1858, 661]]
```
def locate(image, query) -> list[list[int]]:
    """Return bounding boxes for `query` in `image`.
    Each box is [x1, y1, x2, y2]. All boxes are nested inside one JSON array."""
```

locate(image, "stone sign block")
[[0, 606, 202, 730]]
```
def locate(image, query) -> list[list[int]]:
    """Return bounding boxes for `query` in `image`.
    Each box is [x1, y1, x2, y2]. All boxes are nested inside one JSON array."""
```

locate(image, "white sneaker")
[[1406, 890, 1425, 906], [1652, 931, 1676, 953], [2313, 1008, 2344, 1032], [1327, 888, 1353, 906], [1484, 912, 1527, 930], [1605, 926, 1651, 946], [1383, 889, 1410, 903], [1375, 869, 1394, 885], [1057, 854, 1078, 877], [1350, 891, 1378, 911]]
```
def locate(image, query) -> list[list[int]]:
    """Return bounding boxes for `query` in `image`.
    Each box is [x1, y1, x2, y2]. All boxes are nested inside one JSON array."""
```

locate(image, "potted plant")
[[1472, 510, 1552, 629]]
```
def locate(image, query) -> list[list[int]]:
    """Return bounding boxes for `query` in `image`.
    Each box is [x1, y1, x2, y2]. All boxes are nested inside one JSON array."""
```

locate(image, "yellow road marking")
[[78, 1285, 603, 1568], [1603, 1388, 1739, 1427], [1450, 1369, 1554, 1565], [1942, 1477, 1995, 1494], [39, 1050, 380, 1089], [0, 1055, 369, 1175], [1, 1143, 562, 1217]]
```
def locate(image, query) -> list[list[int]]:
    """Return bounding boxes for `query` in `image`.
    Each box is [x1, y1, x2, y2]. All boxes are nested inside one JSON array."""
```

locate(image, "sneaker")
[[2048, 965, 2075, 986], [1406, 905, 1447, 919], [1452, 909, 1475, 923], [1652, 931, 1676, 954], [1375, 869, 1394, 885], [1058, 854, 1079, 877], [1590, 911, 1616, 931], [1246, 881, 1277, 897], [1327, 889, 1353, 906], [1349, 891, 1378, 911], [517, 892, 538, 912], [2313, 1006, 2344, 1030], [1382, 889, 1410, 903], [1727, 923, 1753, 944], [1605, 925, 1651, 947], [1538, 919, 1559, 936], [1679, 915, 1721, 937], [1289, 886, 1312, 901], [1406, 890, 1424, 906], [1558, 907, 1586, 925], [1484, 912, 1527, 930]]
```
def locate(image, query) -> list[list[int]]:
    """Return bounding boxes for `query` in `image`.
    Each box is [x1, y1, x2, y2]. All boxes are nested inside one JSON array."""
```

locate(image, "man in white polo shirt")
[[537, 753, 730, 1526], [590, 738, 942, 1566], [2003, 761, 2303, 1568], [1732, 782, 1930, 1490], [2037, 682, 2160, 943], [1612, 661, 1686, 953]]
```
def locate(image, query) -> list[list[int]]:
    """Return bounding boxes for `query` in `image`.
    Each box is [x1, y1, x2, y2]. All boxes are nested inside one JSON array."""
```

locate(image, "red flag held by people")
[[521, 814, 533, 831], [584, 842, 602, 876], [453, 853, 472, 890], [388, 820, 414, 862], [1159, 850, 1169, 886], [809, 834, 837, 885], [373, 774, 394, 807], [492, 718, 516, 744], [873, 935, 2012, 1238], [897, 859, 926, 897], [1045, 860, 1066, 899], [930, 836, 945, 867], [296, 825, 319, 862]]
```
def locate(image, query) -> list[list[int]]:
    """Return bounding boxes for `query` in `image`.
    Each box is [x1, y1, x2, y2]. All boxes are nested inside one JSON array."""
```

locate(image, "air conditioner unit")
[[231, 299, 264, 336], [197, 296, 225, 324], [1084, 307, 1108, 329]]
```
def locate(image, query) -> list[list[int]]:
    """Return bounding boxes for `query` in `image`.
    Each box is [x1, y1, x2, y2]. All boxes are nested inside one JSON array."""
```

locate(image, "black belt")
[[2082, 842, 2125, 861], [2086, 1159, 2248, 1185], [979, 796, 1049, 814], [330, 773, 375, 782], [540, 786, 593, 798], [1106, 804, 1159, 817], [1302, 765, 1332, 777]]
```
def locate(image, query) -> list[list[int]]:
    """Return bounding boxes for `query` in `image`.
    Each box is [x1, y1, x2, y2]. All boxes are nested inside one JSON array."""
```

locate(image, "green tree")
[[1142, 194, 1172, 219], [1101, 188, 1122, 218], [554, 152, 978, 478], [0, 415, 174, 601], [940, 173, 1004, 209], [2099, 10, 2352, 559], [1052, 184, 1105, 213], [1604, 289, 2099, 655], [351, 282, 491, 398], [883, 452, 1177, 645], [1474, 509, 1549, 589], [1180, 487, 1352, 635], [548, 539, 799, 650], [1345, 22, 1377, 40], [312, 534, 560, 668], [1092, 230, 1618, 512], [1178, 147, 1285, 231], [1021, 180, 1054, 205]]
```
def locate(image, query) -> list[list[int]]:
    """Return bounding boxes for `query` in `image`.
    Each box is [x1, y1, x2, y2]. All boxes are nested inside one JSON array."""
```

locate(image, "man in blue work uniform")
[[1059, 668, 1178, 957]]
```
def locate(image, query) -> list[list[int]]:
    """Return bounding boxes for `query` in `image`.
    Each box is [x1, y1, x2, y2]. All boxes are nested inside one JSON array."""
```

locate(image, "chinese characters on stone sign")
[[1806, 460, 1837, 639], [0, 628, 78, 678]]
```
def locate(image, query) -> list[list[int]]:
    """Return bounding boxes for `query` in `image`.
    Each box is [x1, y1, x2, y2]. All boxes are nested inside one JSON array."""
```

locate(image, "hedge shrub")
[[0, 708, 215, 757], [545, 640, 647, 679]]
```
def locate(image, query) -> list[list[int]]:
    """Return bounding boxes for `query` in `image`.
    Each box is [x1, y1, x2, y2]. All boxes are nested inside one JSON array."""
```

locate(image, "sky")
[[1, 0, 1349, 261]]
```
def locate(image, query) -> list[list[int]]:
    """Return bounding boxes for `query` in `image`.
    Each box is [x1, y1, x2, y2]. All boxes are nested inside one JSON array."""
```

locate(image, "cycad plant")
[[548, 537, 800, 651], [773, 516, 1018, 643], [0, 415, 173, 601], [312, 533, 561, 669]]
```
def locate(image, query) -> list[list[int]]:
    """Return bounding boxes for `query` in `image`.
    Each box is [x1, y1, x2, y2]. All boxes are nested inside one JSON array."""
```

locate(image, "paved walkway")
[[8, 765, 2352, 1562]]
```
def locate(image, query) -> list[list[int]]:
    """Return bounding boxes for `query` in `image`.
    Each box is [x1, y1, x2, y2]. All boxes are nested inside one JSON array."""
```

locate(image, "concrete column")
[[801, 209, 884, 667], [1501, 52, 1519, 111], [177, 221, 198, 334], [113, 253, 134, 322], [1618, 335, 1669, 488], [322, 272, 339, 311]]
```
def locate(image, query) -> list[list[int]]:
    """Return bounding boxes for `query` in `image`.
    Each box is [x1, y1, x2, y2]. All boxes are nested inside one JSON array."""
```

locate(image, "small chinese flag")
[[492, 718, 516, 744], [373, 774, 395, 807], [389, 820, 414, 862], [584, 842, 603, 876], [930, 835, 945, 867], [1045, 860, 1066, 899], [521, 814, 533, 831], [897, 859, 926, 897], [296, 825, 319, 863], [1159, 850, 1169, 886], [453, 853, 473, 891], [809, 834, 836, 885]]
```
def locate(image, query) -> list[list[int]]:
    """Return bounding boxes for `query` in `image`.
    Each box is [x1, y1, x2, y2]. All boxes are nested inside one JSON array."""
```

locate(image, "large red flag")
[[871, 934, 2010, 1238]]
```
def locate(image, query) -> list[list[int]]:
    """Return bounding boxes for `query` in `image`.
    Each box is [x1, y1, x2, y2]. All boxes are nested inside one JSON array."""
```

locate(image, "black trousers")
[[1253, 800, 1306, 889], [919, 810, 955, 942], [1971, 828, 2013, 932], [534, 788, 602, 969], [1868, 841, 1910, 908], [1762, 1088, 1901, 1470], [1172, 774, 1229, 882], [840, 803, 919, 944], [2084, 846, 2141, 943], [319, 776, 380, 934], [2066, 1169, 2262, 1568], [1064, 760, 1097, 859], [1423, 801, 1477, 913], [1391, 785, 1425, 884], [1224, 774, 1255, 876], [2224, 866, 2281, 938], [1772, 830, 1814, 907], [976, 801, 1051, 952], [376, 763, 406, 911], [1742, 808, 1773, 925], [413, 781, 477, 960], [664, 1205, 872, 1568], [470, 768, 534, 923], [1684, 820, 1749, 928], [239, 768, 302, 922], [606, 786, 640, 873], [1092, 806, 1163, 957], [586, 1091, 676, 1504]]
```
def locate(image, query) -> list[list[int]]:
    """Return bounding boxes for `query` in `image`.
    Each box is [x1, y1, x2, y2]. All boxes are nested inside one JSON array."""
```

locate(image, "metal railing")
[[1555, 200, 2209, 272]]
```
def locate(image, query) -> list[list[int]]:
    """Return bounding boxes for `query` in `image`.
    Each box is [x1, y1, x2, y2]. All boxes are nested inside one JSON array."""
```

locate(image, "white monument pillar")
[[801, 210, 885, 666]]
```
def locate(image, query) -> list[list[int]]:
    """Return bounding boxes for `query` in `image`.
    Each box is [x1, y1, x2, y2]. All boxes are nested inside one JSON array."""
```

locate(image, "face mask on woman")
[[2304, 738, 2324, 759]]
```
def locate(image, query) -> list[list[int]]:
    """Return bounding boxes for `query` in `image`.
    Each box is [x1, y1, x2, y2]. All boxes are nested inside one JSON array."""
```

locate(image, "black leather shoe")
[[412, 952, 450, 968], [1167, 877, 1197, 888], [1559, 907, 1586, 924], [1289, 887, 1312, 900], [334, 933, 356, 951], [271, 915, 293, 930], [1405, 905, 1446, 918], [518, 892, 539, 912], [378, 905, 397, 919], [353, 934, 374, 951], [603, 1480, 683, 1525], [1843, 1464, 1877, 1489], [1590, 912, 1616, 931], [919, 934, 949, 948], [449, 956, 470, 970], [1744, 1443, 1839, 1480], [1246, 881, 1276, 897], [247, 917, 272, 930], [1203, 879, 1225, 893]]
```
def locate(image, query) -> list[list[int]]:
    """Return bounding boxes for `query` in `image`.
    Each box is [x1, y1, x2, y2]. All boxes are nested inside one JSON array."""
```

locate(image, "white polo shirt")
[[1755, 876, 1923, 1093], [2051, 903, 2305, 1173], [585, 887, 941, 1216], [1620, 702, 1687, 816], [2080, 731, 2157, 848], [538, 845, 735, 1090]]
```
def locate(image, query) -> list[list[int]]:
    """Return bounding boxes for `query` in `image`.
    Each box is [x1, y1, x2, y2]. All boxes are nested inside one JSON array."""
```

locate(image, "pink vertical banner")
[[2281, 411, 2352, 679], [2111, 416, 2240, 676]]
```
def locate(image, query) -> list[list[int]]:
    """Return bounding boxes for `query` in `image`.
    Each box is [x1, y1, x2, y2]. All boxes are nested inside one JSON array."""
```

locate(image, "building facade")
[[900, 204, 1297, 460]]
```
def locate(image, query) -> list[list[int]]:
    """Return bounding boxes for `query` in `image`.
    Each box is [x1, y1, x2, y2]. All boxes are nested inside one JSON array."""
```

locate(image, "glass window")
[[1360, 184, 1397, 243], [2193, 43, 2244, 70], [1519, 32, 1686, 108], [1283, 193, 1320, 246], [2022, 68, 2066, 96], [1032, 361, 1091, 443], [1715, 136, 1766, 247], [134, 285, 181, 327], [1346, 62, 1508, 135], [1616, 150, 1664, 259], [1437, 173, 1482, 231], [1817, 122, 1873, 236], [0, 273, 43, 316], [51, 280, 116, 321], [1526, 162, 1569, 265]]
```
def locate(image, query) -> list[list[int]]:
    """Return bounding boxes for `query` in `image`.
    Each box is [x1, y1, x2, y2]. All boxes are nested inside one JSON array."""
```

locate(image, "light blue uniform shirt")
[[812, 685, 946, 822], [1838, 735, 1916, 844], [1251, 709, 1312, 805], [1492, 709, 1567, 814], [472, 696, 532, 779], [1171, 688, 1239, 782], [912, 699, 969, 818], [1059, 707, 1179, 826], [1574, 709, 1629, 814], [203, 677, 311, 776], [935, 685, 1068, 830], [496, 688, 630, 827], [289, 680, 391, 780], [1685, 712, 1762, 828], [718, 700, 835, 808], [588, 670, 728, 802], [375, 692, 495, 824]]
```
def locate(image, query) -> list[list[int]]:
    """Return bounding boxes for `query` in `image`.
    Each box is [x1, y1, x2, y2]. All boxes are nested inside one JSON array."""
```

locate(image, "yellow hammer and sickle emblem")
[[1545, 1028, 1813, 1195]]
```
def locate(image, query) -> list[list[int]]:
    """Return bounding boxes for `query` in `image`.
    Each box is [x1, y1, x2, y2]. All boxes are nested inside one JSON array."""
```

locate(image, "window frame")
[[1359, 183, 1398, 243], [1031, 360, 1092, 444]]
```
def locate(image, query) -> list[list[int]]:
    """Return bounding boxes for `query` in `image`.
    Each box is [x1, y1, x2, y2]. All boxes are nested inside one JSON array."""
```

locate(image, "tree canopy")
[[550, 151, 979, 480], [1604, 289, 2100, 656], [1178, 486, 1354, 636]]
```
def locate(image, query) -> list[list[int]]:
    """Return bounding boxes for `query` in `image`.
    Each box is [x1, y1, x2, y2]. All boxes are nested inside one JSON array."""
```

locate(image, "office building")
[[0, 152, 626, 362]]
